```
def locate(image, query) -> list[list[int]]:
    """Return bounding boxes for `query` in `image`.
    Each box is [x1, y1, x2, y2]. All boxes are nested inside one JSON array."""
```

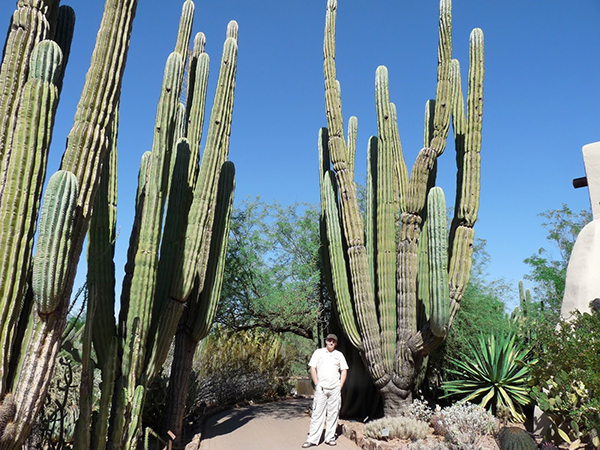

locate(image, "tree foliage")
[[529, 310, 600, 447], [216, 199, 325, 339], [523, 204, 592, 318]]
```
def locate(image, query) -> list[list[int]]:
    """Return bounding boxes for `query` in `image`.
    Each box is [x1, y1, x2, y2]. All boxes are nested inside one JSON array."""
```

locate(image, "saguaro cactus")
[[319, 0, 484, 415]]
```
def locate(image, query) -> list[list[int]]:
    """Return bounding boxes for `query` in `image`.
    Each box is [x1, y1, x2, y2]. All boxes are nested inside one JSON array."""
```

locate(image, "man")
[[302, 334, 348, 448]]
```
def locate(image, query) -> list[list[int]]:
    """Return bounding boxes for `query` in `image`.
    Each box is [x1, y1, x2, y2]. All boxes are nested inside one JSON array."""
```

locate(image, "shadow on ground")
[[200, 398, 312, 440]]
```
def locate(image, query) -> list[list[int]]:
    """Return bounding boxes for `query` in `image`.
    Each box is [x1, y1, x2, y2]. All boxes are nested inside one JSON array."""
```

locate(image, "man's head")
[[325, 333, 338, 352]]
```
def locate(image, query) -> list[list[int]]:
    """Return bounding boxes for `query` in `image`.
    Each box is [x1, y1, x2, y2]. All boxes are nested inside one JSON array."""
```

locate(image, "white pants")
[[307, 386, 341, 444]]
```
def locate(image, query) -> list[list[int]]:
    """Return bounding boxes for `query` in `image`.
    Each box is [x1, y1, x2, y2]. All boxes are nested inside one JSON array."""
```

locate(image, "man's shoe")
[[325, 441, 337, 446], [302, 442, 316, 448]]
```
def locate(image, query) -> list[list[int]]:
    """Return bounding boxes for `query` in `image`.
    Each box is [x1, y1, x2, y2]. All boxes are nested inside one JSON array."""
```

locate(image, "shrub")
[[406, 399, 435, 422], [143, 327, 295, 431], [442, 333, 532, 421], [530, 310, 600, 448], [186, 328, 293, 414], [432, 402, 497, 450], [364, 416, 431, 441]]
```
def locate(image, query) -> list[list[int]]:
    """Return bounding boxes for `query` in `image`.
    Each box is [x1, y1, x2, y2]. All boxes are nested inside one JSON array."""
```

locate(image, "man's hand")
[[310, 366, 318, 387], [340, 369, 347, 389]]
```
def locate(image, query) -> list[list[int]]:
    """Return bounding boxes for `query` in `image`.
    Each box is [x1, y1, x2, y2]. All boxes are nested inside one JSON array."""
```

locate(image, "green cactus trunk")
[[0, 0, 138, 447], [0, 170, 78, 449], [319, 0, 484, 416], [161, 161, 235, 444], [101, 9, 238, 449], [0, 38, 63, 394], [0, 1, 236, 447]]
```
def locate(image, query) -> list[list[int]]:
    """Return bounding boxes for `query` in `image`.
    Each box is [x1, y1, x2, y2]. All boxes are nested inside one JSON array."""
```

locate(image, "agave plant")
[[442, 333, 533, 421]]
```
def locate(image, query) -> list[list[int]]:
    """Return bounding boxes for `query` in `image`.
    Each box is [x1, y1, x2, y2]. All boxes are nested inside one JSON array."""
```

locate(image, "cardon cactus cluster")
[[0, 1, 237, 449], [319, 0, 484, 415], [80, 2, 238, 449], [0, 0, 136, 448]]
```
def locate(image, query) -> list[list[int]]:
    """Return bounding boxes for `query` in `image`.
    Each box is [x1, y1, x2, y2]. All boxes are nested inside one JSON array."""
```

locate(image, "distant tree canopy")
[[216, 198, 327, 340], [524, 204, 592, 319]]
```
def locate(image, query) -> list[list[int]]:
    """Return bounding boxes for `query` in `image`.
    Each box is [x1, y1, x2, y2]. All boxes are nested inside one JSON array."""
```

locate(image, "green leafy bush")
[[530, 310, 600, 448], [143, 327, 295, 432], [442, 333, 532, 421], [187, 328, 293, 411]]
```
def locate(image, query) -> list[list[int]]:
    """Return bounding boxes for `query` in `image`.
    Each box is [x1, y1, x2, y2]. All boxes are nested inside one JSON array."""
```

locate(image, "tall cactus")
[[72, 4, 239, 448], [0, 38, 64, 394], [0, 0, 139, 448], [319, 0, 484, 415]]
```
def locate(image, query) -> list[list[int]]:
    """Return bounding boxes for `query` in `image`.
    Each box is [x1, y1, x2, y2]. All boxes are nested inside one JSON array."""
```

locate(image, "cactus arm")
[[186, 35, 209, 185], [322, 171, 362, 349], [427, 187, 449, 337], [91, 337, 117, 450], [88, 110, 118, 373], [60, 0, 138, 224], [52, 5, 75, 95], [346, 116, 357, 176], [389, 102, 408, 211], [430, 0, 452, 156], [76, 110, 117, 447], [4, 171, 78, 448], [173, 29, 238, 301], [366, 136, 376, 293], [143, 138, 192, 382], [190, 161, 236, 342], [374, 66, 401, 371], [72, 294, 95, 450], [173, 0, 194, 65], [0, 40, 62, 393], [0, 0, 54, 180], [461, 28, 484, 226], [122, 385, 145, 450], [166, 102, 187, 197], [324, 0, 386, 387], [423, 100, 436, 148], [447, 28, 484, 321], [119, 51, 184, 379], [320, 125, 362, 348], [31, 171, 78, 313]]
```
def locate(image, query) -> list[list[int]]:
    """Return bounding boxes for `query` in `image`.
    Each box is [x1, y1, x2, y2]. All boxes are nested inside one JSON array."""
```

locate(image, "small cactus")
[[497, 427, 537, 450]]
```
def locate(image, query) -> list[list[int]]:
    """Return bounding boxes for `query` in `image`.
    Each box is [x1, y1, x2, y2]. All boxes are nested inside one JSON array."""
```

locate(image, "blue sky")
[[1, 1, 598, 309]]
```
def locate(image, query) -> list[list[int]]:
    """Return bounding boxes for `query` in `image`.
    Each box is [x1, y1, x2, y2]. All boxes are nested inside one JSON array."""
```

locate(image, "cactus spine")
[[319, 0, 484, 415]]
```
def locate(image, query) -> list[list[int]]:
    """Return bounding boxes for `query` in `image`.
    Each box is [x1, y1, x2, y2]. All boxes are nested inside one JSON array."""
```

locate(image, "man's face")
[[325, 338, 337, 352]]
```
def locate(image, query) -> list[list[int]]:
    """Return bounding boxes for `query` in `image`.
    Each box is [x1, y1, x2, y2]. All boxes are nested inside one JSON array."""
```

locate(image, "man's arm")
[[310, 366, 318, 387], [340, 369, 347, 389]]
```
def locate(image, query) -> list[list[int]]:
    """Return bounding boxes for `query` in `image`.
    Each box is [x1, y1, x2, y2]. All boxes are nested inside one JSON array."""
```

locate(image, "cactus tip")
[[227, 20, 239, 40]]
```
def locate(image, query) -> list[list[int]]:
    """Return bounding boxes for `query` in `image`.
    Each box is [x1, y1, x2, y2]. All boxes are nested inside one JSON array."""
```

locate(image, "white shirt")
[[308, 348, 349, 389]]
